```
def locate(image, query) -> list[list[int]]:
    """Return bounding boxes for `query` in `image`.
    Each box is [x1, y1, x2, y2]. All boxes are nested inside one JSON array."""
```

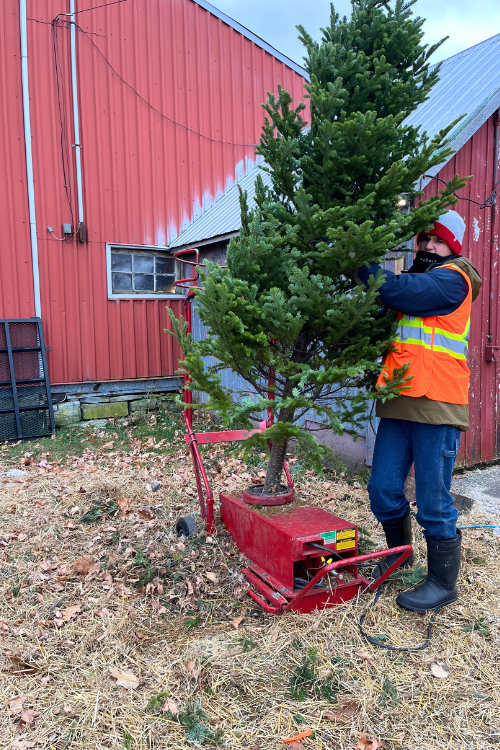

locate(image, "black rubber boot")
[[372, 507, 414, 580], [396, 531, 461, 612]]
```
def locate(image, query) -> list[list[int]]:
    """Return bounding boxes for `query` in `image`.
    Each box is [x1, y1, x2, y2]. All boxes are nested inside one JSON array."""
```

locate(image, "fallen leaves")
[[109, 666, 140, 689], [1, 424, 496, 750], [56, 564, 74, 579], [117, 496, 132, 513], [7, 653, 39, 675], [355, 648, 375, 667], [161, 697, 179, 715], [74, 554, 100, 575], [185, 659, 200, 679], [54, 603, 82, 627], [62, 604, 82, 621], [430, 661, 450, 679], [357, 735, 383, 750], [138, 508, 155, 521], [11, 735, 37, 749], [6, 695, 28, 714], [19, 708, 38, 725], [231, 614, 245, 629], [323, 701, 361, 722], [5, 696, 38, 726]]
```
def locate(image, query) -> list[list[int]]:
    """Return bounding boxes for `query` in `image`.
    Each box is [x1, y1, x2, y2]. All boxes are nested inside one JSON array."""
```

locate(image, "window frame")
[[106, 243, 181, 300]]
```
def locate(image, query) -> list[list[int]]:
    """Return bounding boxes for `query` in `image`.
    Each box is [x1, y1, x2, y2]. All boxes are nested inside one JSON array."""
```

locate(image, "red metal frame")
[[245, 547, 413, 614], [174, 249, 413, 614]]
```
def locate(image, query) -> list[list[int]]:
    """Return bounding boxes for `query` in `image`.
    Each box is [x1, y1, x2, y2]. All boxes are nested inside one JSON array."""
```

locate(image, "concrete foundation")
[[50, 383, 180, 431], [130, 397, 161, 412], [81, 401, 129, 420], [53, 401, 82, 426]]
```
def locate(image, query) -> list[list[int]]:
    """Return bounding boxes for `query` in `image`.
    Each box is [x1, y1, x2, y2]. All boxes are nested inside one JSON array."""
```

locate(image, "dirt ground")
[[1, 410, 499, 750]]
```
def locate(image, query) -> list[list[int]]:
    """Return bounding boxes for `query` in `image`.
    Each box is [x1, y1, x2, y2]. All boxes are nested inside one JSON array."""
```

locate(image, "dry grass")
[[1, 419, 499, 750]]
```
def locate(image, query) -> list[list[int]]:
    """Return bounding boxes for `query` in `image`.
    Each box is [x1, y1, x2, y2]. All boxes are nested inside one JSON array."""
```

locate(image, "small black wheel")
[[176, 515, 197, 537]]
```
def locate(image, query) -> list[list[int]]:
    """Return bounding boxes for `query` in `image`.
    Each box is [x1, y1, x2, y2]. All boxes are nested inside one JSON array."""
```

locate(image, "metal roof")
[[171, 33, 500, 250], [407, 33, 500, 183], [192, 0, 309, 79], [170, 161, 273, 249]]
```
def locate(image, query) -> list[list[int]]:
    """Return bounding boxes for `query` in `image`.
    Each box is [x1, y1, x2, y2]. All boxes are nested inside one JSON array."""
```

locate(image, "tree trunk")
[[263, 439, 288, 494], [263, 405, 295, 495]]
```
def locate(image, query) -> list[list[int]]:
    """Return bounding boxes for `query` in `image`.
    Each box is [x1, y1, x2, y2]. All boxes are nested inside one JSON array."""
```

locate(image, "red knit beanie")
[[416, 210, 466, 255]]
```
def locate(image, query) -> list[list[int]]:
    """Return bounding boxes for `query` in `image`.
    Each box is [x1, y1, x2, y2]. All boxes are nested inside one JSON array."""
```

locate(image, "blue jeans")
[[368, 418, 461, 540]]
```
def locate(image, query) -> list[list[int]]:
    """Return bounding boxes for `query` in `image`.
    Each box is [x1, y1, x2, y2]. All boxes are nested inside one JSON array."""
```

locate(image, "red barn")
[[0, 0, 307, 433]]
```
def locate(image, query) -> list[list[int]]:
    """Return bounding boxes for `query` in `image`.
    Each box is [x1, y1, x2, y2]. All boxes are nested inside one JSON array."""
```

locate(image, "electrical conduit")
[[70, 0, 84, 233], [19, 0, 41, 318]]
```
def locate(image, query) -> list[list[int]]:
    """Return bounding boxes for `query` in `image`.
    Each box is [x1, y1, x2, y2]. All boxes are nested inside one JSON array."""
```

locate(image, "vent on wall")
[[0, 319, 55, 441]]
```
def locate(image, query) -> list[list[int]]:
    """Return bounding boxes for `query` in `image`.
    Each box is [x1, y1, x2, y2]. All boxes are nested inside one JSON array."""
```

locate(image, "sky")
[[209, 0, 500, 68]]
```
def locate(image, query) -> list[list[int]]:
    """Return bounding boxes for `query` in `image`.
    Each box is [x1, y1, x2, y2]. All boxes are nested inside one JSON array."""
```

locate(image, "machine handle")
[[173, 248, 202, 290], [280, 545, 413, 613]]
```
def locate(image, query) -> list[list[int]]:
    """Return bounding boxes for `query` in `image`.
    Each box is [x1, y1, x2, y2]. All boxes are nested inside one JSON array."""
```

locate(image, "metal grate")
[[0, 319, 55, 440]]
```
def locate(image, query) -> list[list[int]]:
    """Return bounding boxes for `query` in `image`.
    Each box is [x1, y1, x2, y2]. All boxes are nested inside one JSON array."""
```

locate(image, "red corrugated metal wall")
[[423, 114, 500, 464], [1, 0, 306, 383]]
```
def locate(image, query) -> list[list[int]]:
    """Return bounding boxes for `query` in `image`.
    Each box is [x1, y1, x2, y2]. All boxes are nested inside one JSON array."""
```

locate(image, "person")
[[356, 210, 482, 612]]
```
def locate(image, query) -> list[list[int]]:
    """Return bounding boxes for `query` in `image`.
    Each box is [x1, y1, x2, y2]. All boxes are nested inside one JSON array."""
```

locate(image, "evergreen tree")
[[168, 0, 467, 494]]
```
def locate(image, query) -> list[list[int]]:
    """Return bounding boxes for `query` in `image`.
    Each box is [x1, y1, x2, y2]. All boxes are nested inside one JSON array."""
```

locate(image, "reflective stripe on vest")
[[376, 263, 473, 405], [395, 315, 470, 360]]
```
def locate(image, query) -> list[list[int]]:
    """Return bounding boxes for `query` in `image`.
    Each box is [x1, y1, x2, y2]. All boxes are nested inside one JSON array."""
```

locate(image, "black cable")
[[68, 0, 131, 13], [294, 576, 326, 590], [358, 584, 442, 651], [52, 17, 75, 231], [424, 173, 499, 209], [27, 18, 57, 25], [28, 17, 105, 36], [61, 19, 258, 148], [309, 541, 373, 568], [368, 398, 377, 440], [310, 542, 344, 560]]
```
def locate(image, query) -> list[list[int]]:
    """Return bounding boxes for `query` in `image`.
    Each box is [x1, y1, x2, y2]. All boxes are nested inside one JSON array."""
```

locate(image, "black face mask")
[[408, 250, 453, 274]]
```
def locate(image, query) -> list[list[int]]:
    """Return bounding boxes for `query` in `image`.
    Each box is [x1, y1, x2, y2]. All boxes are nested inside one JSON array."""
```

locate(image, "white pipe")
[[19, 0, 42, 318], [70, 0, 84, 227]]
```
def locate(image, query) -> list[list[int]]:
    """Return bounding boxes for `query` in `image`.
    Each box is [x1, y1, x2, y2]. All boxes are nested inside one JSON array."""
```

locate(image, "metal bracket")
[[485, 345, 500, 363]]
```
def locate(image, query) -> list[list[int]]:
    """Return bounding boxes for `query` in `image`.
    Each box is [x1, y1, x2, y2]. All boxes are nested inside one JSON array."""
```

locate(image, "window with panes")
[[110, 249, 177, 294]]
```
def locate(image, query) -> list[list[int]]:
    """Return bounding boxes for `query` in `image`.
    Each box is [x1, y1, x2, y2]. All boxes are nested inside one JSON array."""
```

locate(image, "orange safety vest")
[[376, 263, 472, 405]]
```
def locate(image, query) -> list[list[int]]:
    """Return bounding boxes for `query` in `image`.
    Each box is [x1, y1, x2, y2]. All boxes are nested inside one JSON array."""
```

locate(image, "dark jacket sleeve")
[[356, 262, 469, 317]]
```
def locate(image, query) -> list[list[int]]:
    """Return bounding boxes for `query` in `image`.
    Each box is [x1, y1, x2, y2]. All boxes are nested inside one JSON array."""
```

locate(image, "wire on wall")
[[52, 15, 259, 149], [52, 17, 76, 231], [68, 0, 131, 13], [424, 173, 499, 209]]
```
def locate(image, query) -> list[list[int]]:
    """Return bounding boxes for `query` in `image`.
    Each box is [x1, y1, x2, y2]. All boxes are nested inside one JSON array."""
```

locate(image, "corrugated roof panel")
[[170, 161, 273, 247], [405, 33, 500, 143]]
